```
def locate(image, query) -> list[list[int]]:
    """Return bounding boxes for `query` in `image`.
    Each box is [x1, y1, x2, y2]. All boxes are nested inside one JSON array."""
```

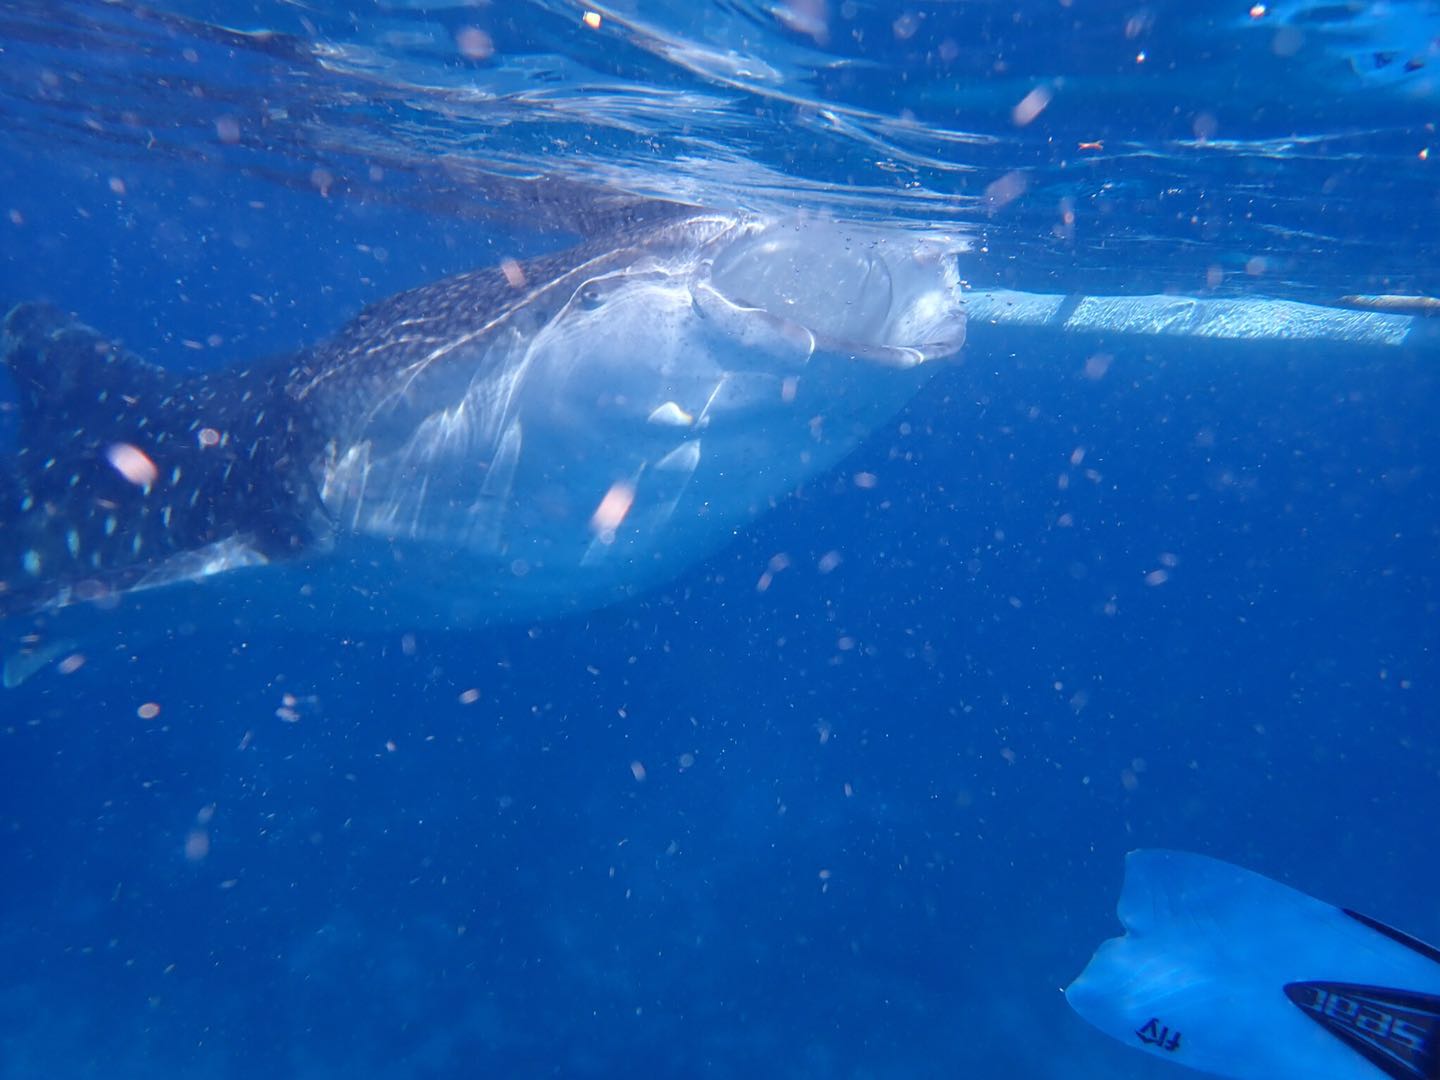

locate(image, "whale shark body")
[[0, 212, 967, 678]]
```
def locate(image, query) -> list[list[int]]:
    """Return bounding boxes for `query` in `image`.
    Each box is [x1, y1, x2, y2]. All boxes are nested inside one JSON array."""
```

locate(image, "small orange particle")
[[582, 11, 602, 29], [499, 258, 526, 288], [137, 702, 161, 719], [590, 481, 635, 540], [1011, 85, 1051, 126], [456, 27, 494, 60], [106, 443, 158, 487], [185, 829, 210, 861]]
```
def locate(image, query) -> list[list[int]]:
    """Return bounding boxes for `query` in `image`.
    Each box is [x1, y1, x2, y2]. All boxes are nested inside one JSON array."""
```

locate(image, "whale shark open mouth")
[[697, 218, 967, 369]]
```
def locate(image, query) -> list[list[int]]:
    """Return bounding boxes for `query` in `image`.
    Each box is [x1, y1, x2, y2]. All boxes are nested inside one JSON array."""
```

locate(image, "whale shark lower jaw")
[[0, 212, 966, 637]]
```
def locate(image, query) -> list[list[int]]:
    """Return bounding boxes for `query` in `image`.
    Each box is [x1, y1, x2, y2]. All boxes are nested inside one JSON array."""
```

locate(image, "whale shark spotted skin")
[[0, 212, 966, 667]]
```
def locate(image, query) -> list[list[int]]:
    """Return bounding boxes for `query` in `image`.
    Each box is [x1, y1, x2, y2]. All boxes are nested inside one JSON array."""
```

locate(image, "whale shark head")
[[526, 215, 963, 446], [0, 211, 965, 647], [304, 213, 966, 621]]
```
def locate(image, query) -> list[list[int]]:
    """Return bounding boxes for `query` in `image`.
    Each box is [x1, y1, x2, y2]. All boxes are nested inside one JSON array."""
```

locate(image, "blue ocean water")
[[1, 1, 1437, 1077]]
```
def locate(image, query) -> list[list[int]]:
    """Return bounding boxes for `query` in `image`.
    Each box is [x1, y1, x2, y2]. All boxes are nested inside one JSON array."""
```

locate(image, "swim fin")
[[1066, 850, 1440, 1079]]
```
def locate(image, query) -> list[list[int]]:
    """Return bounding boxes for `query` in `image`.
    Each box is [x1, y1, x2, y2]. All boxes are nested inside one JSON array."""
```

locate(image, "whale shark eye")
[[578, 282, 607, 309]]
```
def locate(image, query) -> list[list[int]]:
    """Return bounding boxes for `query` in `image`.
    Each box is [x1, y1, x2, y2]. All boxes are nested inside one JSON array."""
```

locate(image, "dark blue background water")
[[2, 2, 1438, 1076]]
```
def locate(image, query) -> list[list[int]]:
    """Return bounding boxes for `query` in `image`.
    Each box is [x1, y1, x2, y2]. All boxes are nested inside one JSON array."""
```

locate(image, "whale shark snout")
[[705, 218, 967, 362], [0, 211, 965, 649]]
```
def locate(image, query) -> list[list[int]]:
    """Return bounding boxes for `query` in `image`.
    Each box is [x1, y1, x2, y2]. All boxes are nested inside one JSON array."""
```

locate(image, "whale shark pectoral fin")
[[128, 536, 271, 593], [2, 635, 80, 689]]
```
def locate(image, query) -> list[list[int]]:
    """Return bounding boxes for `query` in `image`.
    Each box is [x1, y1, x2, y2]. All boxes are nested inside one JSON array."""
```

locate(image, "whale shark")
[[6, 202, 1433, 686], [0, 212, 967, 680]]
